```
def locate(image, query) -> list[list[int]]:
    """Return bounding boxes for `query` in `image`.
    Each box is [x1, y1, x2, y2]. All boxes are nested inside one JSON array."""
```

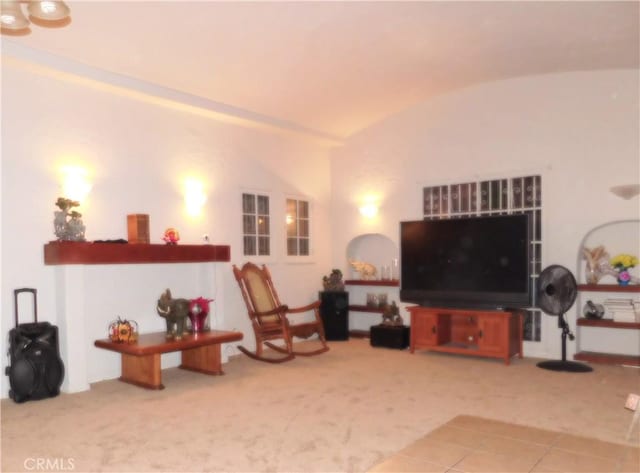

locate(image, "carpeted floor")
[[368, 415, 640, 472], [1, 338, 639, 472]]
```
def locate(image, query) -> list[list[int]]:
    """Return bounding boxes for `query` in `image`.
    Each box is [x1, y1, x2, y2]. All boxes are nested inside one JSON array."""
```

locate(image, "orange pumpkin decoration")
[[109, 317, 138, 343]]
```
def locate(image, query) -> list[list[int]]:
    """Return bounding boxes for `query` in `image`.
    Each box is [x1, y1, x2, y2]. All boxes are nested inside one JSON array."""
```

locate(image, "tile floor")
[[368, 415, 639, 473]]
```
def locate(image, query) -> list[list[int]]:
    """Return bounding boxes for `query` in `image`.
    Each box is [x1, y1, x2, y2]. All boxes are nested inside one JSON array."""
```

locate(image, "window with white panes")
[[242, 193, 270, 256], [286, 198, 311, 256], [423, 175, 542, 342]]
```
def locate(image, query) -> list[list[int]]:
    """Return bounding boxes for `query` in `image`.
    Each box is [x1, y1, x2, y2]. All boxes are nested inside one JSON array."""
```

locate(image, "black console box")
[[370, 324, 410, 349]]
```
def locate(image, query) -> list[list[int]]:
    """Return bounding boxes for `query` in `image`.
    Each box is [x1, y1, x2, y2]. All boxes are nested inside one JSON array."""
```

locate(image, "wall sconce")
[[359, 203, 379, 219], [60, 165, 92, 204], [1, 1, 71, 35], [184, 178, 207, 217], [610, 184, 640, 200]]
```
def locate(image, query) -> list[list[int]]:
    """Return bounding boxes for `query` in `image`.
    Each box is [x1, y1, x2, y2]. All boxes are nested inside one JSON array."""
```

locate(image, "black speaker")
[[6, 288, 65, 403], [319, 291, 349, 340]]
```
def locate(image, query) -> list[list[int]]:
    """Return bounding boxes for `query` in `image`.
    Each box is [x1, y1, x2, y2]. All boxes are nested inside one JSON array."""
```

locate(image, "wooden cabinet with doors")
[[407, 306, 523, 365]]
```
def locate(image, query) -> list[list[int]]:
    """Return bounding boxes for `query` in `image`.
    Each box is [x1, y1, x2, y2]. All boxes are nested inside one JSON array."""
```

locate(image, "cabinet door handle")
[[478, 330, 483, 338], [432, 326, 436, 334]]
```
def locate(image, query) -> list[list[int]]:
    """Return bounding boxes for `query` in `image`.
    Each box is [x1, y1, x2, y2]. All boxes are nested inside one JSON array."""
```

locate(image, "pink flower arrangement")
[[162, 227, 180, 244], [189, 297, 213, 315]]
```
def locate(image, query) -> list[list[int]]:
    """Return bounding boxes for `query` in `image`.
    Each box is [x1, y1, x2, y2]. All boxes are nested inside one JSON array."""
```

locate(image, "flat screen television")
[[400, 214, 531, 310]]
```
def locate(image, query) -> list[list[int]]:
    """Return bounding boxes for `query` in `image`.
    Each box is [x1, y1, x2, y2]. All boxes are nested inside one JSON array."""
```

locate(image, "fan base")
[[537, 360, 593, 372]]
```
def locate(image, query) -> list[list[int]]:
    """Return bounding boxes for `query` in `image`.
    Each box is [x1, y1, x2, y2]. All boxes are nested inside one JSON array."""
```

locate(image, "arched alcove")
[[573, 219, 640, 366], [345, 233, 398, 279], [577, 219, 640, 284]]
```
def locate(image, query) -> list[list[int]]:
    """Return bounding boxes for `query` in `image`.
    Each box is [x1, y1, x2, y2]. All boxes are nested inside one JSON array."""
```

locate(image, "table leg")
[[120, 353, 163, 390], [180, 344, 223, 375]]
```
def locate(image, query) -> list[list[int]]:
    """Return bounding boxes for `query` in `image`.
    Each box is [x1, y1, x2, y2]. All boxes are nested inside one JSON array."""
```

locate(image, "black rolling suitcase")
[[5, 288, 64, 403]]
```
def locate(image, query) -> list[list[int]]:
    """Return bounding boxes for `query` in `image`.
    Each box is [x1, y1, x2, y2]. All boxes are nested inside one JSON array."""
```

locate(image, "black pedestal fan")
[[536, 265, 593, 372]]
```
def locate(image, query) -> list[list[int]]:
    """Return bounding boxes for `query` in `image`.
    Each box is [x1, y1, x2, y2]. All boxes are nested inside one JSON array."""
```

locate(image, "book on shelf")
[[603, 298, 634, 305], [612, 314, 639, 323], [602, 298, 639, 322]]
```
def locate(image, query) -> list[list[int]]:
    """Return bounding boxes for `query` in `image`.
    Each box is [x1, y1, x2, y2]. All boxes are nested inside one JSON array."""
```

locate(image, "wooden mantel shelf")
[[44, 241, 230, 265]]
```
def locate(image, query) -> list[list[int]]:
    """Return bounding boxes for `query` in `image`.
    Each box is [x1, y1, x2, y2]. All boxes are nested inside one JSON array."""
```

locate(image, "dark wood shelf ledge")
[[577, 284, 640, 293], [345, 279, 399, 287], [349, 305, 386, 314], [577, 318, 640, 329], [574, 351, 640, 367], [44, 241, 230, 265]]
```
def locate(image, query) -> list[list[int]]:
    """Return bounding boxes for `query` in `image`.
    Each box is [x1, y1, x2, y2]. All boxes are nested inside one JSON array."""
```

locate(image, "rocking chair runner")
[[232, 263, 330, 363]]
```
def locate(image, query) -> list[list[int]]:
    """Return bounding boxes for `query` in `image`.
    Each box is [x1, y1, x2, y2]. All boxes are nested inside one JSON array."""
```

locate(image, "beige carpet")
[[369, 415, 639, 472], [1, 339, 639, 472]]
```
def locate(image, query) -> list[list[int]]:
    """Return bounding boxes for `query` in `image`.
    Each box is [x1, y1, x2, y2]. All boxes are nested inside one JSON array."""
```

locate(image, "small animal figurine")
[[322, 269, 345, 291], [349, 259, 377, 280], [381, 301, 403, 326], [156, 289, 190, 339]]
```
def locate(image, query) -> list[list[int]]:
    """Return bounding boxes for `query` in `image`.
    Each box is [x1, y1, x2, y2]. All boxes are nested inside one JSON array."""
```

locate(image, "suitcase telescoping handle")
[[14, 288, 38, 326]]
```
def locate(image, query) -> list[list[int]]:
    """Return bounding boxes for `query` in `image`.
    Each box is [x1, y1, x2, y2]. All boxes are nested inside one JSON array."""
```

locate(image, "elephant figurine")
[[156, 289, 190, 339]]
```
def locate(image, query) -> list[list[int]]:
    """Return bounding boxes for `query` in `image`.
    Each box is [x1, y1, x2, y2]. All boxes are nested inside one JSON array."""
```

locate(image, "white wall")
[[1, 58, 334, 396], [330, 69, 640, 359], [3, 50, 638, 397]]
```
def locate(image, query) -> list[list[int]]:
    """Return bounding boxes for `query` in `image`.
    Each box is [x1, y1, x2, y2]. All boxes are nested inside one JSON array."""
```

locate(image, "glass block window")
[[286, 198, 310, 256], [423, 175, 543, 342], [242, 193, 270, 256]]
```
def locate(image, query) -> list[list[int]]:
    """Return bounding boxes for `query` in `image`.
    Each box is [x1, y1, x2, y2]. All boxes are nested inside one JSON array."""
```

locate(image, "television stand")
[[407, 306, 523, 365]]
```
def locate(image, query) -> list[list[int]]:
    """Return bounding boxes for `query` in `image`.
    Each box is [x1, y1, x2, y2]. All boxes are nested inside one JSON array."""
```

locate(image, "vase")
[[617, 269, 631, 286], [585, 267, 601, 285], [188, 310, 209, 332]]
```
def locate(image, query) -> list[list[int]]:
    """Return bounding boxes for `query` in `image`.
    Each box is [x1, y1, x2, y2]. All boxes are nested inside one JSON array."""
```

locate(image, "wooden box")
[[127, 214, 150, 244]]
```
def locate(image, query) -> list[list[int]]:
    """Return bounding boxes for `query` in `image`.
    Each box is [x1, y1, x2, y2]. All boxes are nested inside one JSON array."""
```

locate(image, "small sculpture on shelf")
[[108, 317, 139, 343], [156, 289, 190, 339], [53, 197, 86, 242], [322, 269, 345, 291], [582, 246, 608, 284], [380, 301, 403, 326], [348, 259, 377, 280], [582, 301, 605, 320], [162, 227, 180, 245]]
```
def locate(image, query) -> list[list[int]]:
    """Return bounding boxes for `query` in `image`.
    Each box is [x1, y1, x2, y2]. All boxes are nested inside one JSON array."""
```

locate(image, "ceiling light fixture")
[[610, 184, 640, 200], [1, 1, 70, 34]]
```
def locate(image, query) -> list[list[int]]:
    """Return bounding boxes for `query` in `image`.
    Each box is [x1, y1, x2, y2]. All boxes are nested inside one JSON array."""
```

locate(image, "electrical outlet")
[[625, 393, 639, 411]]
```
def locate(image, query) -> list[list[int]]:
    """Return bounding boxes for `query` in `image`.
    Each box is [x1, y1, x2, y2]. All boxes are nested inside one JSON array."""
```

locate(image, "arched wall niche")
[[345, 233, 398, 280], [577, 219, 640, 284]]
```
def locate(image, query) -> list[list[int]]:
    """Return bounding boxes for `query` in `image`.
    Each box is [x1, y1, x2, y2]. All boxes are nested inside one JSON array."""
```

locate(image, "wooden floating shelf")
[[574, 351, 640, 367], [349, 305, 386, 314], [577, 318, 640, 329], [577, 284, 640, 293], [44, 241, 230, 265], [344, 279, 399, 287]]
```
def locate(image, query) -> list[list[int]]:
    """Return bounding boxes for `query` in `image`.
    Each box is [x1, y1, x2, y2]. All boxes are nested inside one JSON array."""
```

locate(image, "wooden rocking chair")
[[232, 262, 329, 363]]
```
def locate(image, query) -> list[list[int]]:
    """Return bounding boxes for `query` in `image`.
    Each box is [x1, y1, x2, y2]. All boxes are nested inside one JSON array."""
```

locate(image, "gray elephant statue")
[[156, 289, 190, 339]]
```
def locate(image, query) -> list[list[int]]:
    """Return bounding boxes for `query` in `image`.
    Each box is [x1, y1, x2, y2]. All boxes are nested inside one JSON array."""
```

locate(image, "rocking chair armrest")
[[286, 300, 321, 314], [253, 305, 289, 318]]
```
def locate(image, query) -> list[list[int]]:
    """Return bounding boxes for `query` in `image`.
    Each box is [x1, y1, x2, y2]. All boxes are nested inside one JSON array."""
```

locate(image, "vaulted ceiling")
[[3, 1, 638, 140]]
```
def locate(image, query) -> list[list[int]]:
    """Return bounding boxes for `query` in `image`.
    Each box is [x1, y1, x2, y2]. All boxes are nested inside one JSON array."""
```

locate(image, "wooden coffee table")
[[95, 330, 243, 390]]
